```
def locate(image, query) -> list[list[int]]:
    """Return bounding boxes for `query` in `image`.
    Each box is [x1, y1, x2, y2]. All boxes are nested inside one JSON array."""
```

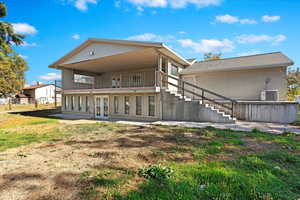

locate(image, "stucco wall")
[[62, 43, 145, 65], [182, 67, 287, 101], [235, 101, 298, 123]]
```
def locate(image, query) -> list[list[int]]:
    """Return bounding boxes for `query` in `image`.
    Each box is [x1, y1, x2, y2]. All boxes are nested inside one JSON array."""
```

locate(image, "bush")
[[138, 165, 173, 181]]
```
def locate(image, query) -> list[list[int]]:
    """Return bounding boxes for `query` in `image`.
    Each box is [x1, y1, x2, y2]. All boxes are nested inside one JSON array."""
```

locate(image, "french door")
[[95, 96, 109, 119]]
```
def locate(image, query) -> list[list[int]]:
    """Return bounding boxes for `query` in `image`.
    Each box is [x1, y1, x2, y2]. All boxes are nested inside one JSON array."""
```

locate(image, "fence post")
[[35, 100, 38, 109], [182, 81, 185, 97], [54, 80, 57, 107], [202, 90, 204, 103], [8, 98, 11, 110]]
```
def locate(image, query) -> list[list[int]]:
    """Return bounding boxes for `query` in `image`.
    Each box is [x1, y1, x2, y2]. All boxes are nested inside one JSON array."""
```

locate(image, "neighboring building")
[[21, 83, 60, 104], [49, 38, 298, 123]]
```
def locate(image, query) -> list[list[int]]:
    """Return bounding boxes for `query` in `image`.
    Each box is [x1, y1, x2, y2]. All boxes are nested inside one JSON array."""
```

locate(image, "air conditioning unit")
[[261, 90, 279, 101]]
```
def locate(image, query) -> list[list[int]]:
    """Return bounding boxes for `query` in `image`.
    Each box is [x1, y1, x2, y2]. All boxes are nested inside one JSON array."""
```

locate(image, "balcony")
[[63, 71, 160, 95]]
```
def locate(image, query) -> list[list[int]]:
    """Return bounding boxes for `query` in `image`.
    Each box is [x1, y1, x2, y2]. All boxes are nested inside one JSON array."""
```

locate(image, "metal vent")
[[261, 90, 279, 101]]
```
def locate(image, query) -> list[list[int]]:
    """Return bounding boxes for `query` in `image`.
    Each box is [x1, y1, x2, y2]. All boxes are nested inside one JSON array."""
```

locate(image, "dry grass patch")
[[0, 114, 299, 199]]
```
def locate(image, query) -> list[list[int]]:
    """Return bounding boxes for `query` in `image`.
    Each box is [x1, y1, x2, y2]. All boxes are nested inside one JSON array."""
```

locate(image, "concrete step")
[[164, 89, 236, 123]]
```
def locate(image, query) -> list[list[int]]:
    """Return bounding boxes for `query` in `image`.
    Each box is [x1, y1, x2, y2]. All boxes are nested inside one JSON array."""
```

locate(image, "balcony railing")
[[71, 71, 156, 89]]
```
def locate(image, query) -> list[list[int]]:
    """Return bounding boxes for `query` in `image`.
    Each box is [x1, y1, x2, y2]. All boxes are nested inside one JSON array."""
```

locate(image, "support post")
[[54, 80, 57, 107]]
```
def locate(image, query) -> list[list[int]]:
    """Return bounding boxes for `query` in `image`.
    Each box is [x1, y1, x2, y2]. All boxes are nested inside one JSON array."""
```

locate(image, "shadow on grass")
[[10, 107, 61, 118]]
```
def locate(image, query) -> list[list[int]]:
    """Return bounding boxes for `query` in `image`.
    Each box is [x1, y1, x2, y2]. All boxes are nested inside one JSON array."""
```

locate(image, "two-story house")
[[49, 38, 296, 123]]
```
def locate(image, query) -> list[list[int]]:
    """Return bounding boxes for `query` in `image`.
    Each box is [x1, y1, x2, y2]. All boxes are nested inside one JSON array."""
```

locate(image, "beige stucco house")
[[49, 38, 298, 123]]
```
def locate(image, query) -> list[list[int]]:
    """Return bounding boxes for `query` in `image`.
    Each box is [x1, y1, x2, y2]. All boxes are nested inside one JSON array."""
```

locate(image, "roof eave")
[[161, 44, 191, 66], [180, 62, 293, 75]]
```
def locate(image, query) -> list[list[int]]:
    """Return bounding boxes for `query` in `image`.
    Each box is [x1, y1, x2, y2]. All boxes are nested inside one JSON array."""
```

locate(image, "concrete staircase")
[[162, 89, 236, 123]]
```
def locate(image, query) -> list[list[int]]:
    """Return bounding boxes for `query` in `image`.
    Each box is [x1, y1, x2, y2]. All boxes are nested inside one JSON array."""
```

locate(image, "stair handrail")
[[159, 71, 237, 117]]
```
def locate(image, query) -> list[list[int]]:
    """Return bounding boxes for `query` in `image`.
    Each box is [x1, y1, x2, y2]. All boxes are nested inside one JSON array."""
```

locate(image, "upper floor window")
[[131, 73, 142, 87], [112, 76, 121, 88], [170, 64, 179, 76], [74, 74, 94, 84]]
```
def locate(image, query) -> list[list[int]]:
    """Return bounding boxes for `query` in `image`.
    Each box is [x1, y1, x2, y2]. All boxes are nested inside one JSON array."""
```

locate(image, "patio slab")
[[50, 113, 300, 135]]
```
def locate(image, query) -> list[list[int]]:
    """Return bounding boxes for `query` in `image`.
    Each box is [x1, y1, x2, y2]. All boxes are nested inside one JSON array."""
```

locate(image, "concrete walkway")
[[50, 113, 300, 135]]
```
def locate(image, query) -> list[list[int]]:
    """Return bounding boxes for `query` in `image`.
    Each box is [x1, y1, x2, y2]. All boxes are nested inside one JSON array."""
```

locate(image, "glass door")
[[95, 96, 109, 119]]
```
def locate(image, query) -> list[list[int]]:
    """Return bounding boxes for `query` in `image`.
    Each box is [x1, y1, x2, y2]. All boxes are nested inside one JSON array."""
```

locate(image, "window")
[[86, 96, 89, 112], [74, 74, 94, 84], [136, 96, 142, 115], [148, 96, 155, 116], [64, 96, 68, 110], [170, 64, 178, 76], [125, 96, 130, 115], [78, 96, 82, 111], [71, 96, 74, 110], [114, 96, 119, 114], [112, 76, 121, 88], [161, 57, 167, 73], [131, 73, 142, 87]]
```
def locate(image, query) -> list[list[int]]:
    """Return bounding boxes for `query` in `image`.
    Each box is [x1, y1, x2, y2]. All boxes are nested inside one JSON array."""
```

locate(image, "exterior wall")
[[235, 101, 299, 123], [62, 69, 74, 90], [62, 93, 161, 121], [182, 67, 288, 101], [62, 43, 145, 65]]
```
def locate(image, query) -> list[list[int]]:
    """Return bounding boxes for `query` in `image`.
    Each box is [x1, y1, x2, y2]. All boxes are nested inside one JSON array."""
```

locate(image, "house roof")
[[49, 38, 191, 68], [16, 94, 30, 98], [180, 52, 294, 74], [23, 84, 52, 90]]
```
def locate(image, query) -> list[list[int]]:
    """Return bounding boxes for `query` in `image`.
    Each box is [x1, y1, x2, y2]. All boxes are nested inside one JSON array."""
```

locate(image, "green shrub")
[[138, 165, 174, 181]]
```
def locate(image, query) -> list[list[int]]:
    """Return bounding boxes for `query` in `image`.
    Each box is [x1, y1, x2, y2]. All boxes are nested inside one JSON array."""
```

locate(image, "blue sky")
[[3, 0, 300, 84]]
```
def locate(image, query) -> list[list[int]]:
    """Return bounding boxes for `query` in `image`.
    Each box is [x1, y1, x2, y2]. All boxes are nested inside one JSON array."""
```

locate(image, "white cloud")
[[215, 14, 257, 24], [240, 19, 257, 24], [75, 0, 97, 11], [126, 0, 222, 8], [127, 33, 175, 42], [39, 73, 61, 81], [12, 23, 37, 35], [236, 34, 286, 45], [127, 0, 167, 7], [238, 50, 261, 57], [178, 38, 235, 53], [178, 31, 187, 34], [20, 41, 37, 47], [169, 0, 222, 8], [72, 34, 80, 40], [262, 15, 281, 22], [215, 14, 239, 24]]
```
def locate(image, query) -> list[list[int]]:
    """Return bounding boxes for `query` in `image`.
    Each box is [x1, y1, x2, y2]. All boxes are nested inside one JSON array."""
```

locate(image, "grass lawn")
[[0, 103, 60, 112], [0, 113, 299, 200]]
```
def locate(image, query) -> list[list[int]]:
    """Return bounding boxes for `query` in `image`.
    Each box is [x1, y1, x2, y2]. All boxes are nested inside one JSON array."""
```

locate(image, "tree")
[[203, 52, 222, 61], [287, 68, 300, 101], [0, 2, 27, 97]]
